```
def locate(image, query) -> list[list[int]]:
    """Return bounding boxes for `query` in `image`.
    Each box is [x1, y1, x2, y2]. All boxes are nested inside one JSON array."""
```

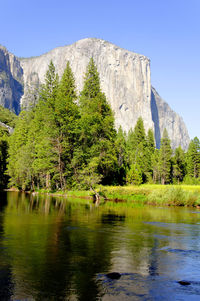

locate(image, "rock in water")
[[0, 38, 190, 149], [106, 272, 121, 280], [178, 280, 191, 286]]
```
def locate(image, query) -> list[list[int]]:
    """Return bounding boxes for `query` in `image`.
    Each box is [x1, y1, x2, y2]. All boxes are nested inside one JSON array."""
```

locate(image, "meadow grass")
[[95, 184, 200, 207], [33, 184, 200, 207]]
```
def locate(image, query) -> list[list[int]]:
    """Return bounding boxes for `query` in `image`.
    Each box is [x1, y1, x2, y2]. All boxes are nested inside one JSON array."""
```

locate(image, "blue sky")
[[1, 0, 200, 139]]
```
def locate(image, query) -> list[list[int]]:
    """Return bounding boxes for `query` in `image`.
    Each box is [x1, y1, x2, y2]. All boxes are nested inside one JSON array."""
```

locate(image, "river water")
[[0, 192, 200, 300]]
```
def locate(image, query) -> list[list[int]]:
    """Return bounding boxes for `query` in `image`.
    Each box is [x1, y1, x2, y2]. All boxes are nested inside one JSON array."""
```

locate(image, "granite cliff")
[[0, 45, 23, 114], [0, 38, 190, 149], [151, 87, 189, 149]]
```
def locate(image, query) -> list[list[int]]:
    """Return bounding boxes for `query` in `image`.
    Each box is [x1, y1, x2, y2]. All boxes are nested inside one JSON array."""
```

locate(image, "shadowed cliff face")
[[0, 47, 23, 114], [151, 89, 161, 149], [151, 87, 190, 150], [0, 39, 190, 149]]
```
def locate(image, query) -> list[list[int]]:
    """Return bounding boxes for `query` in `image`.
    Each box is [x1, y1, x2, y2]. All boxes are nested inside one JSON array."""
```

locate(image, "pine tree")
[[76, 58, 117, 186], [80, 58, 101, 100], [133, 117, 146, 145], [41, 60, 59, 108], [29, 61, 59, 189], [152, 149, 160, 183], [54, 61, 80, 188], [172, 146, 186, 183], [7, 110, 33, 189], [126, 117, 147, 182], [115, 126, 127, 184], [186, 137, 200, 178], [29, 104, 57, 189], [159, 128, 172, 184], [126, 129, 135, 164], [146, 129, 155, 153], [146, 128, 156, 181], [126, 163, 142, 185]]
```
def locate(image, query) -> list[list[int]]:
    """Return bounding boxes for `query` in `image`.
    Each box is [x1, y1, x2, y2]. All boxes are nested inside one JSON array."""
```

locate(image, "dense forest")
[[0, 58, 200, 191]]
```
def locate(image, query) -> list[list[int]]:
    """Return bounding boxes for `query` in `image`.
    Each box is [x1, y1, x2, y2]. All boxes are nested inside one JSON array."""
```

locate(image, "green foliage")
[[126, 117, 150, 182], [7, 59, 117, 190], [7, 61, 60, 190], [0, 138, 9, 188], [73, 159, 102, 190], [80, 57, 101, 99], [172, 146, 186, 183], [183, 175, 200, 185], [147, 186, 200, 207], [145, 129, 156, 182], [41, 60, 59, 107], [0, 107, 17, 189], [4, 57, 200, 192], [132, 117, 146, 145], [151, 149, 160, 183], [0, 105, 17, 127], [115, 126, 127, 184], [146, 129, 155, 151], [54, 61, 80, 188], [186, 137, 200, 178], [29, 61, 79, 190], [77, 58, 117, 186], [126, 164, 142, 185], [7, 110, 34, 189], [159, 129, 172, 184]]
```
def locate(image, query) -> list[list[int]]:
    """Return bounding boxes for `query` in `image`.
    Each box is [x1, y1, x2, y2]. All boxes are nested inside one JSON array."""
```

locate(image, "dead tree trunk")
[[90, 187, 100, 205]]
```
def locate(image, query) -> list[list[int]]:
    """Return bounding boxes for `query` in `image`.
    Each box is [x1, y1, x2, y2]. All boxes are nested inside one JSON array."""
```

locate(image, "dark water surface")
[[0, 192, 200, 300]]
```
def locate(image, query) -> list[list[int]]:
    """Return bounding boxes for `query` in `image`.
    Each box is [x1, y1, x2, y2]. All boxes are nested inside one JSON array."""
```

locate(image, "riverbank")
[[28, 184, 200, 208]]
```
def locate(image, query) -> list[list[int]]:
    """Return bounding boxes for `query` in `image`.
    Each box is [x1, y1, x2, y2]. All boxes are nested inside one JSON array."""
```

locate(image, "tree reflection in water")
[[0, 192, 200, 300]]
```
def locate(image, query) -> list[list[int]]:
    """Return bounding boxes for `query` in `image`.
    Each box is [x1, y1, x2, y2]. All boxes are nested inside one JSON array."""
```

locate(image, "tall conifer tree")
[[29, 61, 59, 189], [54, 61, 79, 188], [152, 149, 160, 183], [76, 58, 117, 186], [146, 128, 156, 181], [126, 117, 147, 182], [186, 137, 200, 178], [7, 110, 33, 189], [159, 128, 172, 184], [115, 126, 127, 185], [172, 146, 186, 183]]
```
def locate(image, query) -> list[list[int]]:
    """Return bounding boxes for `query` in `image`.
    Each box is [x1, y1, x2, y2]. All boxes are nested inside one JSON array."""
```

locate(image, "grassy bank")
[[32, 184, 200, 207], [98, 184, 200, 207]]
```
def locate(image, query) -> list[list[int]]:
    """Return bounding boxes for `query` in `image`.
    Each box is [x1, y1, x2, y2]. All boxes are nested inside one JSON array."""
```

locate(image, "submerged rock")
[[106, 272, 121, 280], [178, 280, 191, 286]]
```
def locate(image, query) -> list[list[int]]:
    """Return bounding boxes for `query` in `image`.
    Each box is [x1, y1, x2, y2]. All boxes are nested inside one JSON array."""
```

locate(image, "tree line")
[[1, 58, 200, 190]]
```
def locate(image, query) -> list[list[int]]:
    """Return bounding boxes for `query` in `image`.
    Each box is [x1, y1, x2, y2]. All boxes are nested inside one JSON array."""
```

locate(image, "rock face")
[[151, 87, 190, 149], [20, 38, 154, 133], [0, 38, 190, 149], [0, 46, 23, 114], [0, 121, 13, 134]]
